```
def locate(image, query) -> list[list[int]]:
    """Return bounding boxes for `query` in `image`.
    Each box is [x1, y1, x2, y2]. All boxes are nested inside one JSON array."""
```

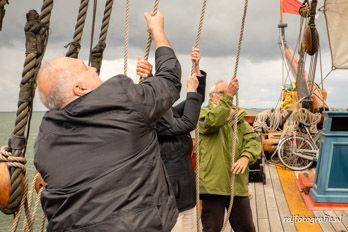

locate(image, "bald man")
[[34, 12, 181, 232]]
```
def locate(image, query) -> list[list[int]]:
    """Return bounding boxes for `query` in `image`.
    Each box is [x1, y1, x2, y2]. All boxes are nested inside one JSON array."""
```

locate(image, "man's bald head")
[[37, 57, 102, 110]]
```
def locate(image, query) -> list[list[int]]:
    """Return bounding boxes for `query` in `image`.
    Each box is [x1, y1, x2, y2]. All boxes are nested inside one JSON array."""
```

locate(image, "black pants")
[[200, 194, 256, 232]]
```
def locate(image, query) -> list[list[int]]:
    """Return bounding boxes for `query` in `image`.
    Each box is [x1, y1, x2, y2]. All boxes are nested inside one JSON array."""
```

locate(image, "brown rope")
[[123, 0, 130, 75], [0, 0, 9, 31], [143, 0, 159, 61], [3, 0, 53, 218], [191, 0, 207, 75], [90, 0, 114, 74], [221, 0, 249, 231], [192, 1, 208, 231], [65, 0, 90, 58]]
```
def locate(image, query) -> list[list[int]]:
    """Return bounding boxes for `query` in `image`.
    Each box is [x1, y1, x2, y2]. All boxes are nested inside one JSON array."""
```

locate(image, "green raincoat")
[[198, 95, 262, 196]]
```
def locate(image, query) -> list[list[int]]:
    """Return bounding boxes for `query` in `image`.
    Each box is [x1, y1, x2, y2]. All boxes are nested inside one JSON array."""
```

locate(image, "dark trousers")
[[200, 194, 256, 232]]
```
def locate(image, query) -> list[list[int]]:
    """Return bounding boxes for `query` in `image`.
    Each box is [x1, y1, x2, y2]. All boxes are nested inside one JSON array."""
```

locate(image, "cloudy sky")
[[0, 0, 346, 111]]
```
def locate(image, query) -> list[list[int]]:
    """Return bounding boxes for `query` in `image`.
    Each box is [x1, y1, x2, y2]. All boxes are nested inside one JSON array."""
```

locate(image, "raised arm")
[[130, 12, 182, 123], [157, 74, 202, 136]]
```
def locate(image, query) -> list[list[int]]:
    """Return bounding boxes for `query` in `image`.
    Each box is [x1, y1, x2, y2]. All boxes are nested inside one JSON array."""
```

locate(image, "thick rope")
[[4, 0, 53, 218], [0, 0, 9, 32], [143, 0, 159, 61], [65, 0, 89, 58], [123, 0, 130, 75], [90, 0, 114, 74], [221, 0, 249, 231]]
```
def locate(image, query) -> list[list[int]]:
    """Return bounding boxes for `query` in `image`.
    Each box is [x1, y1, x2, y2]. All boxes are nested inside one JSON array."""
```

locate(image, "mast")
[[278, 0, 326, 112]]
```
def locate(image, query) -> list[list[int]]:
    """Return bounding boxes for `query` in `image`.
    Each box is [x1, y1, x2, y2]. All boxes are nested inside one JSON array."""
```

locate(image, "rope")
[[191, 1, 208, 231], [253, 110, 285, 133], [143, 0, 159, 61], [40, 210, 46, 232], [282, 108, 321, 138], [0, 0, 9, 32], [221, 0, 249, 231], [191, 0, 207, 75], [123, 0, 130, 75], [90, 0, 114, 74], [65, 0, 89, 58], [88, 0, 97, 66], [4, 0, 53, 216]]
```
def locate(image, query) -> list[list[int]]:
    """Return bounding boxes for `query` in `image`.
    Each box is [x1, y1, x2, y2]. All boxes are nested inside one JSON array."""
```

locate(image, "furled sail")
[[324, 0, 348, 69]]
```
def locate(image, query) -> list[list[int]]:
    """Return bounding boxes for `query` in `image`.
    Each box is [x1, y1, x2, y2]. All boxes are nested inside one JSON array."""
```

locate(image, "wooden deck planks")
[[268, 165, 297, 232], [313, 211, 335, 232], [263, 165, 284, 232], [325, 211, 347, 231], [258, 218, 270, 232], [255, 181, 270, 231]]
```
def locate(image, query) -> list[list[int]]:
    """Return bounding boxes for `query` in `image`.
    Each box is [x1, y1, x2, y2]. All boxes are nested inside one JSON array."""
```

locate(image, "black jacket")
[[34, 47, 181, 232], [156, 72, 206, 212]]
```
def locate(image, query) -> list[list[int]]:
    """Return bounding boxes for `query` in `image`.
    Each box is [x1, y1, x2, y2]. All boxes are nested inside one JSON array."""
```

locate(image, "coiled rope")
[[221, 0, 249, 231], [253, 110, 285, 133], [90, 0, 114, 74], [65, 0, 90, 58], [192, 0, 208, 231]]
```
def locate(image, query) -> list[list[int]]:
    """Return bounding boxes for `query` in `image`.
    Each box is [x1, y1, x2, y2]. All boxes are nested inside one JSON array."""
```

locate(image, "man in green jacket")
[[198, 79, 262, 232]]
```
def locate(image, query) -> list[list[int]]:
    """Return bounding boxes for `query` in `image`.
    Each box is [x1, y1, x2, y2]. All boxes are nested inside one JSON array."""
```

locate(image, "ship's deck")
[[222, 164, 348, 232]]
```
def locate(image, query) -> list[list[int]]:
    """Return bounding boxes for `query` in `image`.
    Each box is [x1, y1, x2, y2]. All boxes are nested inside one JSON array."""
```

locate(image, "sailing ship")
[[0, 0, 348, 231]]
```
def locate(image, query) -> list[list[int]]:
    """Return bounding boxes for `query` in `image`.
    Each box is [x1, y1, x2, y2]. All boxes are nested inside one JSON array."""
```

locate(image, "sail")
[[324, 0, 348, 69]]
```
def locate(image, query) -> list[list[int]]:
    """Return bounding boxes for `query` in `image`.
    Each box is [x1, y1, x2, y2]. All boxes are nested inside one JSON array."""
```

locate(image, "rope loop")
[[0, 146, 27, 170]]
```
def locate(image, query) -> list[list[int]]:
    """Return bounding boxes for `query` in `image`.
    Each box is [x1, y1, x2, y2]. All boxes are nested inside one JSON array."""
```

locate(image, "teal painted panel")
[[328, 144, 348, 188]]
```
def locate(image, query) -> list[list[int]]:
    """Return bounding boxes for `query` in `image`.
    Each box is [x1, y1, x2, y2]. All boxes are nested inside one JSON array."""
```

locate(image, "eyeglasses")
[[212, 91, 226, 95]]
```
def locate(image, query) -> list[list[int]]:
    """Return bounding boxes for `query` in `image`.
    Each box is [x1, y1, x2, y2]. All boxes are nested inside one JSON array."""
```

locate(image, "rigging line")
[[143, 0, 159, 61], [221, 0, 249, 231], [191, 0, 207, 75], [88, 0, 97, 66], [123, 0, 130, 75], [192, 1, 208, 232], [308, 52, 318, 98], [318, 46, 324, 90], [318, 69, 333, 87]]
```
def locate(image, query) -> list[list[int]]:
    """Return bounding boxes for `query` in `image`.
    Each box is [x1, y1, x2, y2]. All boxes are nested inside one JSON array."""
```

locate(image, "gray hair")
[[209, 80, 226, 94], [37, 62, 74, 110]]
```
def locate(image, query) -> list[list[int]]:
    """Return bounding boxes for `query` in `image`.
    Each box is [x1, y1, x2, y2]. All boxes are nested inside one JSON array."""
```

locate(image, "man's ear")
[[73, 83, 90, 97]]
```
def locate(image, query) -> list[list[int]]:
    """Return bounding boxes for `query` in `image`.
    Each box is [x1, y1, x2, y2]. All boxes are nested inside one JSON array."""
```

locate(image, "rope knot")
[[0, 146, 27, 171]]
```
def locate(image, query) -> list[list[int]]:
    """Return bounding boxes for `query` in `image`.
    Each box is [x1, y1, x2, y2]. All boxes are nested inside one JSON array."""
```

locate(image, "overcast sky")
[[0, 0, 346, 111]]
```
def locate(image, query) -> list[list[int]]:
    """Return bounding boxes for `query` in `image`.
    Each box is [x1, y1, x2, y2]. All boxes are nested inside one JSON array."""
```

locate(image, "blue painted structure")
[[310, 111, 348, 203]]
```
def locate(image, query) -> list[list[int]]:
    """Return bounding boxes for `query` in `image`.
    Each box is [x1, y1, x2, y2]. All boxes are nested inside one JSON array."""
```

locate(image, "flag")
[[282, 0, 303, 15]]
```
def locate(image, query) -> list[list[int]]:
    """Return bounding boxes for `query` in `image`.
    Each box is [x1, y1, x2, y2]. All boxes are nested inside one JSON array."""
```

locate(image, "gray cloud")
[[0, 0, 347, 111]]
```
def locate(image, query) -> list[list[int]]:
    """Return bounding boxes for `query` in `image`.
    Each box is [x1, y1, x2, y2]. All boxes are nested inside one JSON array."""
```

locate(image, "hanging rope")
[[0, 0, 9, 31], [0, 0, 53, 216], [143, 0, 159, 61], [21, 173, 45, 232], [191, 0, 208, 231], [88, 0, 97, 66], [123, 0, 130, 75], [221, 0, 249, 231], [90, 0, 114, 74], [191, 0, 207, 75], [65, 0, 90, 58]]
